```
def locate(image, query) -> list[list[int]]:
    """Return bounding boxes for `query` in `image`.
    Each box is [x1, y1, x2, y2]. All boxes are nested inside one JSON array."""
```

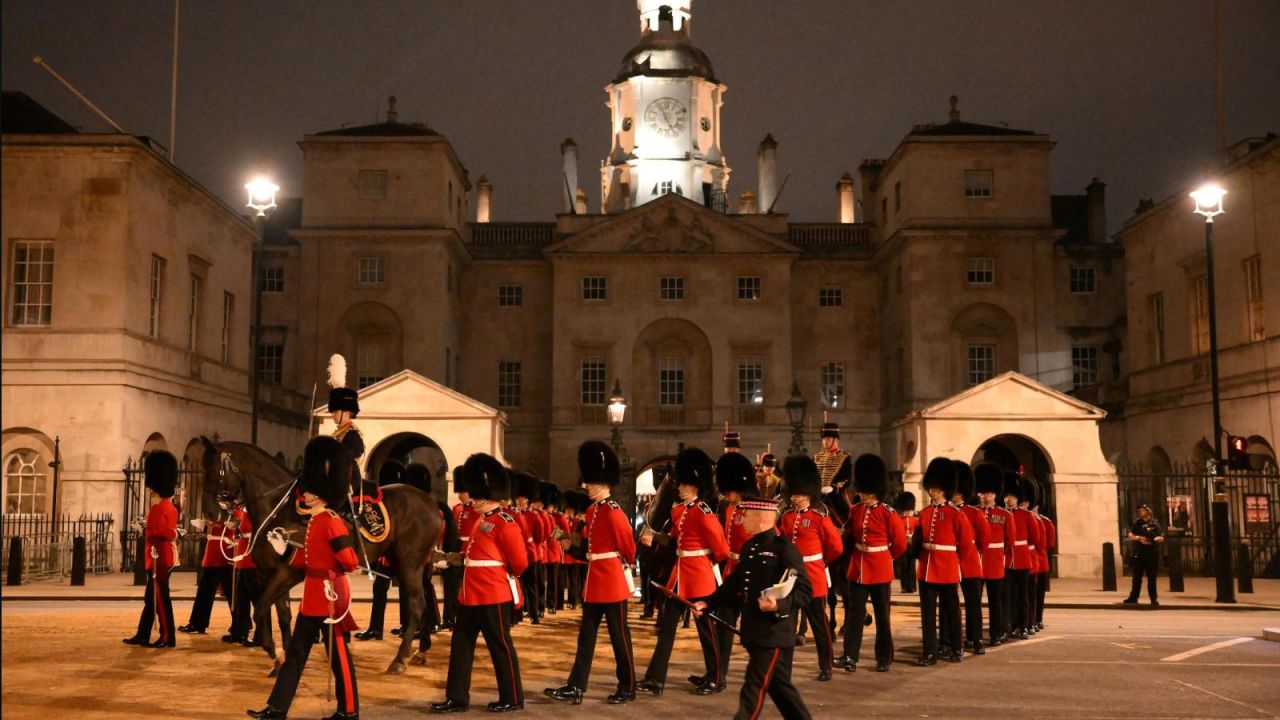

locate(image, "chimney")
[[837, 172, 855, 223], [561, 138, 579, 213], [1086, 177, 1106, 244], [476, 175, 492, 223], [387, 95, 398, 124], [739, 190, 757, 214], [575, 188, 588, 214], [757, 134, 777, 213], [948, 94, 960, 123]]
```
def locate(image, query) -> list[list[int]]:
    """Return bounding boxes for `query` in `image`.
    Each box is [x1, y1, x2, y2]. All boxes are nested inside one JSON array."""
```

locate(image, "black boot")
[[606, 689, 635, 704], [543, 685, 583, 705], [428, 699, 468, 714], [246, 707, 287, 719], [636, 678, 663, 696], [354, 629, 381, 641], [486, 700, 523, 712], [694, 681, 725, 696]]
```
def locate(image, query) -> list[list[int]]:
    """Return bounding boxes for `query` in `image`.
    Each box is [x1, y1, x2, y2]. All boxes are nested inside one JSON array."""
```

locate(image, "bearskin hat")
[[922, 457, 957, 497], [463, 453, 510, 501], [675, 447, 715, 499], [513, 471, 540, 502], [974, 462, 1004, 495], [853, 453, 888, 498], [782, 454, 822, 499], [893, 491, 917, 512], [144, 450, 179, 499], [326, 354, 360, 416], [451, 465, 468, 495], [715, 452, 755, 496], [563, 489, 591, 514], [952, 460, 975, 501], [578, 440, 620, 487], [378, 459, 405, 487], [1002, 470, 1024, 503], [820, 422, 841, 439], [722, 430, 742, 449], [404, 463, 432, 494], [540, 481, 562, 509], [299, 436, 353, 508], [1022, 474, 1042, 508]]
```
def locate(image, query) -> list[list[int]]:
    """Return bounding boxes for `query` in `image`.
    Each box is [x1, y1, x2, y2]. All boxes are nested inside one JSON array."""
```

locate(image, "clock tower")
[[600, 0, 730, 213]]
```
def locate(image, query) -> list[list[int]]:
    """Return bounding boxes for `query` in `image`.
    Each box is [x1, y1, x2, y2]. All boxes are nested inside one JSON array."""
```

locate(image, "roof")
[[908, 120, 1037, 137], [313, 121, 438, 137], [2, 91, 78, 134], [615, 27, 716, 83]]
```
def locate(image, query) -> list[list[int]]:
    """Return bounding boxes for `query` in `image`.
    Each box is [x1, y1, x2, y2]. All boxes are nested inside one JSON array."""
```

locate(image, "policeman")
[[695, 493, 814, 720], [1124, 503, 1164, 607], [912, 458, 973, 665], [708, 451, 756, 689], [778, 455, 843, 681], [544, 441, 638, 706], [124, 451, 179, 648], [974, 463, 1014, 646], [430, 454, 528, 713]]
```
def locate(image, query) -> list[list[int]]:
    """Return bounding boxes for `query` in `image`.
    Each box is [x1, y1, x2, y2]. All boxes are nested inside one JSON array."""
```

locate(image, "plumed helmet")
[[299, 436, 353, 509], [326, 354, 360, 415], [513, 471, 540, 502], [675, 447, 715, 499], [893, 491, 917, 512], [974, 462, 1004, 495], [1002, 470, 1024, 503], [853, 453, 888, 498], [540, 481, 562, 508], [721, 430, 742, 449], [451, 465, 469, 495], [464, 453, 510, 501], [782, 454, 822, 499], [578, 440, 620, 487], [760, 452, 777, 468], [144, 450, 179, 499], [404, 463, 432, 494], [953, 460, 975, 501], [922, 457, 957, 497], [715, 452, 755, 496], [563, 489, 591, 514], [820, 422, 841, 439], [378, 459, 405, 487]]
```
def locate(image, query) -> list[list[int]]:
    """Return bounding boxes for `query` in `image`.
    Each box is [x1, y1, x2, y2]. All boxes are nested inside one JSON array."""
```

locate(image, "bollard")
[[6, 536, 23, 586], [1238, 541, 1254, 594], [1168, 538, 1185, 593], [1102, 541, 1117, 591], [132, 536, 147, 586], [71, 536, 87, 586]]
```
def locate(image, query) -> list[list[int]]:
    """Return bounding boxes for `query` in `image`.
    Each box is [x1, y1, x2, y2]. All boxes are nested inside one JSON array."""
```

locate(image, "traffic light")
[[1227, 435, 1250, 470]]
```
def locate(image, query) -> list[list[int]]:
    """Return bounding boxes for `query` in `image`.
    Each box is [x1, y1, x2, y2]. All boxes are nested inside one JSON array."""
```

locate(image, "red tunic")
[[1009, 508, 1040, 571], [232, 507, 256, 570], [545, 510, 566, 564], [526, 508, 547, 563], [979, 505, 1015, 580], [459, 508, 529, 606], [665, 500, 729, 600], [957, 503, 987, 580], [779, 506, 844, 597], [289, 509, 359, 631], [582, 498, 637, 604], [144, 498, 178, 571], [846, 501, 907, 585], [915, 502, 974, 584], [455, 501, 479, 545], [1038, 515, 1057, 574], [201, 520, 230, 568], [1033, 514, 1055, 573], [720, 500, 751, 576], [902, 514, 920, 537]]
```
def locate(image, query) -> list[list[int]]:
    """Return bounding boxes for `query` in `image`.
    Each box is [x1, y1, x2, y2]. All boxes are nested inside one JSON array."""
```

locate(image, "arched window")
[[4, 449, 48, 515]]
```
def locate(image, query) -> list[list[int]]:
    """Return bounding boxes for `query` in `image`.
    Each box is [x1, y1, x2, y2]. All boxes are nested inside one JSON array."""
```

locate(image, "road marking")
[[1161, 636, 1253, 662], [1109, 642, 1151, 650], [984, 634, 1061, 653], [1020, 660, 1280, 667], [1172, 678, 1277, 718]]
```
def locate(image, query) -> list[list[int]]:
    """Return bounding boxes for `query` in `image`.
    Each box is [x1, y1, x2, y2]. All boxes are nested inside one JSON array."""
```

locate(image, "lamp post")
[[245, 176, 279, 446], [607, 380, 637, 522], [786, 381, 808, 456], [1190, 182, 1234, 604]]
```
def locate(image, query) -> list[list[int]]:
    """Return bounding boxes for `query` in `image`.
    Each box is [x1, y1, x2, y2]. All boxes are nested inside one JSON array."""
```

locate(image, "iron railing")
[[1, 513, 115, 583]]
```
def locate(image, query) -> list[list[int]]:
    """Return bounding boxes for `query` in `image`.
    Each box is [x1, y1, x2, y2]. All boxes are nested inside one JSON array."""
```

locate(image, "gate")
[[121, 456, 209, 572]]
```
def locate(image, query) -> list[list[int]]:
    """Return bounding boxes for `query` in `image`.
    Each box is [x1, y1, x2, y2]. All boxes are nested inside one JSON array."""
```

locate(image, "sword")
[[649, 581, 741, 637]]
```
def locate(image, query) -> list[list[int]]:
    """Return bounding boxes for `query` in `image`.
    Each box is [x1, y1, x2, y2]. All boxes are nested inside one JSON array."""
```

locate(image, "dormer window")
[[655, 181, 681, 196]]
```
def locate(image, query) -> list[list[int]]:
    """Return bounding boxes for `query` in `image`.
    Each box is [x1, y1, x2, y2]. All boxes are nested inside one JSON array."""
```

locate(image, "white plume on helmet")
[[327, 353, 348, 389]]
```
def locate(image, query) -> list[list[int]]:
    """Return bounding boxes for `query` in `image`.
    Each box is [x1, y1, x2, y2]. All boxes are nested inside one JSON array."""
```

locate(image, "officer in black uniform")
[[1123, 504, 1164, 607], [696, 494, 813, 720]]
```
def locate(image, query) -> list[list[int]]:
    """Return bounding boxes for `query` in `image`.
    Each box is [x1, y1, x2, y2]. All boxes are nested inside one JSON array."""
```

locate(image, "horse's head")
[[300, 436, 353, 508], [645, 462, 678, 530], [200, 435, 243, 517]]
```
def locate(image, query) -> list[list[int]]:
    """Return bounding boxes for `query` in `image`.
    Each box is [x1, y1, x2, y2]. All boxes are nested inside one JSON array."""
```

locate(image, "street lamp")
[[608, 379, 628, 456], [606, 380, 637, 523], [1190, 181, 1234, 604], [785, 381, 808, 456], [246, 174, 279, 446]]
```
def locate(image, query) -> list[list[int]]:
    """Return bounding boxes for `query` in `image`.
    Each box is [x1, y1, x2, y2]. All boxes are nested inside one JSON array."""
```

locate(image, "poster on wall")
[[1166, 494, 1194, 536], [1245, 494, 1272, 532]]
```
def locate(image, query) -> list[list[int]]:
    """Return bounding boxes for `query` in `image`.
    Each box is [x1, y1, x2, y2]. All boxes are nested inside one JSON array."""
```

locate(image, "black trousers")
[[734, 645, 812, 720], [1127, 552, 1159, 602], [546, 562, 562, 611], [1032, 571, 1048, 625], [960, 577, 985, 645], [715, 603, 741, 682], [186, 565, 232, 630], [567, 601, 636, 694], [645, 594, 721, 686], [230, 569, 263, 640], [444, 602, 523, 706], [367, 574, 393, 633], [827, 554, 850, 628], [266, 614, 358, 715], [442, 565, 462, 625], [984, 576, 1005, 642], [844, 582, 892, 665], [897, 555, 917, 593], [519, 563, 543, 620], [800, 595, 835, 674], [566, 565, 583, 608], [1006, 569, 1030, 632], [134, 568, 175, 644], [920, 581, 960, 657]]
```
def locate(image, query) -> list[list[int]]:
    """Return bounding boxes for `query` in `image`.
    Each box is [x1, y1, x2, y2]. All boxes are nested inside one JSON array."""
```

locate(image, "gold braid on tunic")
[[755, 468, 780, 499], [813, 449, 851, 487], [332, 421, 364, 458]]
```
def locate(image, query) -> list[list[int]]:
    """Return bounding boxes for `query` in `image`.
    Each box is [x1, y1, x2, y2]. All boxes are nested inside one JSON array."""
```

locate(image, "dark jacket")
[[1129, 517, 1164, 558], [707, 527, 812, 648]]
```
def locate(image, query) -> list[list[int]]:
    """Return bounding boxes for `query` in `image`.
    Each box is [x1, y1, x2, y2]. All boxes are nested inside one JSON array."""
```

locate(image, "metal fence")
[[121, 456, 208, 573], [1116, 462, 1279, 577], [1, 513, 116, 583]]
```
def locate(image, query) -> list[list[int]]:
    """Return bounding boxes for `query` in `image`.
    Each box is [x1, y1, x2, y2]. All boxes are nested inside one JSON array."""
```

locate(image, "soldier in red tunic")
[[912, 458, 973, 665], [225, 500, 264, 646], [560, 490, 590, 609], [837, 453, 907, 673], [1001, 471, 1032, 640], [1031, 478, 1056, 631], [637, 447, 730, 696], [179, 505, 233, 635], [430, 454, 528, 714], [541, 482, 566, 614], [708, 451, 756, 689], [949, 460, 988, 657], [444, 465, 476, 631], [545, 441, 638, 706], [974, 463, 1014, 646], [124, 451, 179, 648], [778, 455, 844, 682], [1012, 473, 1043, 639], [1026, 476, 1054, 633], [894, 492, 919, 594], [248, 437, 361, 720]]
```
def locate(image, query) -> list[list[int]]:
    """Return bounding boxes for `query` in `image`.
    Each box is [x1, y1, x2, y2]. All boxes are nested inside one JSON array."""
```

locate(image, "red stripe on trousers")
[[618, 603, 636, 692], [750, 649, 781, 720], [495, 605, 521, 703], [335, 630, 355, 713]]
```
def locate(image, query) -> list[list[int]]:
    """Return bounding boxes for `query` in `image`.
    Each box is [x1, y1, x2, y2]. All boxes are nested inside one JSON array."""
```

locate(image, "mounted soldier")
[[326, 353, 386, 540]]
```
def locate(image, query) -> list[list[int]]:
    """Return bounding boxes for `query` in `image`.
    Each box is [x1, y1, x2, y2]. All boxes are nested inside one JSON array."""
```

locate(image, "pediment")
[[544, 194, 798, 255], [314, 370, 500, 419], [920, 371, 1106, 420]]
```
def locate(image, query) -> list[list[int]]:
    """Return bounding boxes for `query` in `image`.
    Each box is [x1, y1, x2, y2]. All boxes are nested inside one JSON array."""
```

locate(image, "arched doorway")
[[972, 434, 1056, 521], [367, 432, 449, 497], [142, 432, 168, 456]]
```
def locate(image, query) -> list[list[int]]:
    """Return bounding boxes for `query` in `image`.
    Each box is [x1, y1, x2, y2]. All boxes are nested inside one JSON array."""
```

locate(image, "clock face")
[[644, 97, 687, 138]]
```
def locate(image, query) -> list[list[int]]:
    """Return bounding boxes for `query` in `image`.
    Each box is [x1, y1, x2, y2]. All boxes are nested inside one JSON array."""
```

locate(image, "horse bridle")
[[214, 450, 299, 563]]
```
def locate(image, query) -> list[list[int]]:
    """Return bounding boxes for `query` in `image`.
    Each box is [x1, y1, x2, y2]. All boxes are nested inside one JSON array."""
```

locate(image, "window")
[[149, 255, 165, 338], [497, 361, 522, 407], [580, 357, 607, 405], [357, 342, 386, 389], [659, 276, 684, 301], [737, 276, 762, 301], [4, 450, 47, 515], [221, 292, 234, 363], [358, 256, 385, 286], [964, 170, 993, 198], [582, 276, 607, 301], [654, 181, 682, 196], [1245, 255, 1265, 341], [894, 181, 902, 212], [819, 287, 843, 307], [1150, 293, 1166, 364], [967, 345, 996, 386], [259, 266, 284, 294], [498, 285, 523, 307], [8, 240, 54, 326], [967, 257, 995, 285], [658, 356, 685, 406], [257, 343, 284, 384], [737, 357, 764, 405], [1245, 494, 1272, 530], [187, 275, 202, 352], [821, 361, 845, 409], [1072, 346, 1099, 389], [1193, 276, 1210, 354], [358, 170, 388, 199], [1069, 266, 1097, 294]]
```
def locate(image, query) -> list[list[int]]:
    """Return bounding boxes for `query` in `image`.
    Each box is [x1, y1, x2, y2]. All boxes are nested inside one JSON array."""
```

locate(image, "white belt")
[[1013, 540, 1028, 546], [923, 543, 956, 552], [801, 553, 825, 563], [459, 535, 471, 542], [1029, 544, 1037, 550], [855, 544, 889, 553], [987, 542, 1005, 549], [729, 552, 740, 561], [677, 549, 712, 558], [463, 559, 504, 568], [587, 552, 620, 561]]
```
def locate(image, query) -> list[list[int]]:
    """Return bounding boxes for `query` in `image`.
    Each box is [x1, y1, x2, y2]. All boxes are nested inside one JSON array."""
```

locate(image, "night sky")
[[3, 1, 1276, 232]]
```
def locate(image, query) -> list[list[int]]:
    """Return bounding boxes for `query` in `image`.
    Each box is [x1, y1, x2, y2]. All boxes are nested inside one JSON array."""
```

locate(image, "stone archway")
[[973, 433, 1056, 520], [367, 432, 449, 498], [141, 432, 168, 456]]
